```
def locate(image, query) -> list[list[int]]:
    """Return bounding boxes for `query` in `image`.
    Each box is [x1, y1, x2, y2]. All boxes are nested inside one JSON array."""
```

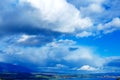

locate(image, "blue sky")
[[0, 0, 120, 71]]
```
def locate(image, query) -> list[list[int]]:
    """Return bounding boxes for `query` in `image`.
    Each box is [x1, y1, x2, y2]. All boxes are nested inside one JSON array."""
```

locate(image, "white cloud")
[[0, 0, 120, 38], [20, 0, 120, 37], [64, 47, 93, 61], [17, 34, 36, 43], [76, 31, 93, 38], [64, 46, 104, 67], [80, 4, 104, 14], [0, 38, 104, 68], [104, 56, 120, 64], [77, 65, 97, 71], [79, 0, 105, 16], [89, 3, 104, 13], [56, 64, 67, 68], [16, 34, 42, 46], [20, 0, 93, 33], [97, 17, 120, 34], [16, 34, 54, 46]]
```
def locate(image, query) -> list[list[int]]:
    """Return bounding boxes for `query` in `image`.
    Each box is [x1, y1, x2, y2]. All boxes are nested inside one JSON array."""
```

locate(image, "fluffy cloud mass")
[[97, 18, 120, 34], [20, 0, 93, 33], [0, 36, 104, 70], [0, 0, 119, 37], [77, 65, 97, 71]]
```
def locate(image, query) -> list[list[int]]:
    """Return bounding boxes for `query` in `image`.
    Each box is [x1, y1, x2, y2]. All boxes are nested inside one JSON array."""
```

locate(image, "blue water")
[[58, 78, 116, 80]]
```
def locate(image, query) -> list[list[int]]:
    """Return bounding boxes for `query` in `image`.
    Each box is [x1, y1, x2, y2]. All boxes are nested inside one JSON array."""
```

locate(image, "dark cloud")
[[0, 0, 61, 45]]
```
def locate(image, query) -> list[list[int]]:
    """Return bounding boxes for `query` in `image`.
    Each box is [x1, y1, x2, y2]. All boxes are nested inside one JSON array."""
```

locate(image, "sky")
[[0, 0, 120, 71]]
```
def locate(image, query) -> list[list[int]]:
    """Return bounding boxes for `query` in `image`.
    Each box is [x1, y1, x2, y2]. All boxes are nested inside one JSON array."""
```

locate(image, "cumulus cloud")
[[0, 0, 119, 38], [77, 65, 97, 71], [76, 31, 93, 38], [18, 0, 120, 37], [80, 0, 105, 14], [97, 17, 120, 34], [20, 0, 93, 33], [0, 37, 104, 69]]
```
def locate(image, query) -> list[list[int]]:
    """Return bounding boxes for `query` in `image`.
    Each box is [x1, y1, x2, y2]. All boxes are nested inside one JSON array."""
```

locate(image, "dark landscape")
[[0, 72, 120, 80]]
